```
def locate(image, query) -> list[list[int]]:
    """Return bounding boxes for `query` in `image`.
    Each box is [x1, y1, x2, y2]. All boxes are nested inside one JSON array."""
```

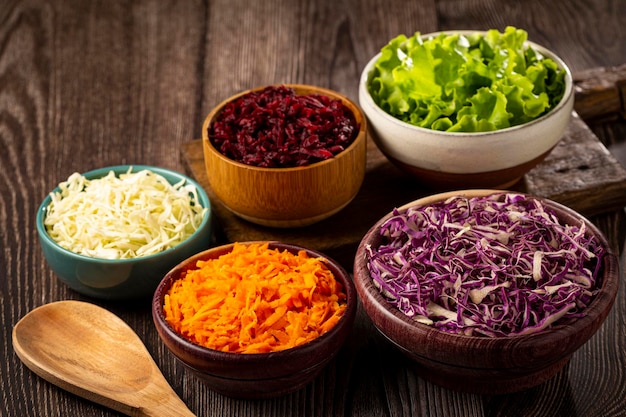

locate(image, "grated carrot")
[[163, 242, 347, 353]]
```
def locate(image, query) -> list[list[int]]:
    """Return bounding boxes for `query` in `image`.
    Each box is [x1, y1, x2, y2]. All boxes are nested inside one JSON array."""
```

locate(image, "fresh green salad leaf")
[[367, 27, 567, 132]]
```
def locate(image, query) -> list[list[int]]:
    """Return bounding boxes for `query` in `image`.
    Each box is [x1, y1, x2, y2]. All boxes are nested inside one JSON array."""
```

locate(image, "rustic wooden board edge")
[[573, 63, 626, 122], [521, 113, 626, 216]]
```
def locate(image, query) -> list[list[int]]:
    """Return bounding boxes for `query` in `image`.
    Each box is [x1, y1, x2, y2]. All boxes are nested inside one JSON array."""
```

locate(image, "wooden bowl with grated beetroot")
[[202, 84, 367, 228]]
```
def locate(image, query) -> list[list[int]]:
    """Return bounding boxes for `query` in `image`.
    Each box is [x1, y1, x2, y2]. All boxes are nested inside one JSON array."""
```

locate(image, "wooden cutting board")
[[181, 65, 626, 268]]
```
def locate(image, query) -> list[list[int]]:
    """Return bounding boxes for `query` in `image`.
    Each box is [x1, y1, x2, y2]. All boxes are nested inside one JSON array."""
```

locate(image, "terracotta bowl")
[[202, 84, 367, 228], [353, 189, 619, 394], [152, 241, 357, 399], [36, 165, 213, 300], [359, 31, 574, 190]]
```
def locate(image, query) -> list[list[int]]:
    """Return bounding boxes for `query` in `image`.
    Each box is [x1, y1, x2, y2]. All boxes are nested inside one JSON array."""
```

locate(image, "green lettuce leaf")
[[367, 26, 567, 132]]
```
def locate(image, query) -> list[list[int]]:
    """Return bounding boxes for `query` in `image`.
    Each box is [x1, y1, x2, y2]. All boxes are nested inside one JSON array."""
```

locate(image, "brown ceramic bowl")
[[353, 189, 619, 394], [202, 84, 367, 228], [152, 241, 357, 399]]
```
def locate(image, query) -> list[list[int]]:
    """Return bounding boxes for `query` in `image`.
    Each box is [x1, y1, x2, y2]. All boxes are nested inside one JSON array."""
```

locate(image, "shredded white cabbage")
[[44, 168, 208, 259]]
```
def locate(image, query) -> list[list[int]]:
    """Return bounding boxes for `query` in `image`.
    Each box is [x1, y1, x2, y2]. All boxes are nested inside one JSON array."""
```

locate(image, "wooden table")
[[2, 1, 625, 416]]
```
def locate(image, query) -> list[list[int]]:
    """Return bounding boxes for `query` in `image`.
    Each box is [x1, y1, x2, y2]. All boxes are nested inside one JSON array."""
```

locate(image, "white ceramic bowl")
[[359, 31, 574, 189]]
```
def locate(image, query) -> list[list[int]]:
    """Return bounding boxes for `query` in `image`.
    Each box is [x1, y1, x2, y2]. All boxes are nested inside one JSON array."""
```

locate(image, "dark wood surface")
[[2, 1, 625, 416]]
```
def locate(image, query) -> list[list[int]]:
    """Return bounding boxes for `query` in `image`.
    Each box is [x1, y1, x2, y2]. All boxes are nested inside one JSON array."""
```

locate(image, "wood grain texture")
[[573, 64, 626, 122], [1, 0, 625, 416]]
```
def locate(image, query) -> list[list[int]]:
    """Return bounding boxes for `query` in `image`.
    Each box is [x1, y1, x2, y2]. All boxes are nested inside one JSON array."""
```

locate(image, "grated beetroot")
[[209, 86, 359, 168]]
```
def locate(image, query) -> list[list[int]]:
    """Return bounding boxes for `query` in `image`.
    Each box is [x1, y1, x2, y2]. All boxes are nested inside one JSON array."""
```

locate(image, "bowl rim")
[[152, 240, 358, 362], [201, 83, 368, 172], [353, 189, 619, 354], [359, 29, 574, 138], [36, 164, 212, 264]]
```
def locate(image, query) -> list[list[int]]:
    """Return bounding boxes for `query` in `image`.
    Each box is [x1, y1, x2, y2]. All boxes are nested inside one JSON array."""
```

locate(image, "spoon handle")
[[136, 391, 196, 417]]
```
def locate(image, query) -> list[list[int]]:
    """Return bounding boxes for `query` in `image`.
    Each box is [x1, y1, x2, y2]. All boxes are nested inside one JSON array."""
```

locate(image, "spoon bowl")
[[12, 300, 195, 417]]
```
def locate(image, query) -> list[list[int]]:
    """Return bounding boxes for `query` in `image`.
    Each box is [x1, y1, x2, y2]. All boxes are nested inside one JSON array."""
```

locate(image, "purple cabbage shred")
[[365, 193, 605, 337]]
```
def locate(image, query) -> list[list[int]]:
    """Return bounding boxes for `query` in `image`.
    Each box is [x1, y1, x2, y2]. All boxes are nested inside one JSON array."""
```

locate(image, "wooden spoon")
[[12, 300, 195, 417]]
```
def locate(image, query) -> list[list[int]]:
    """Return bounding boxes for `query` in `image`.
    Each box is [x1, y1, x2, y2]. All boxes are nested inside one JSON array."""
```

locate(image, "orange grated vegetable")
[[163, 242, 347, 353]]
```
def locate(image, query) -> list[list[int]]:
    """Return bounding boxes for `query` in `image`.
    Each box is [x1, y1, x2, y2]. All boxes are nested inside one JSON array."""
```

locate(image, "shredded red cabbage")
[[365, 193, 605, 337]]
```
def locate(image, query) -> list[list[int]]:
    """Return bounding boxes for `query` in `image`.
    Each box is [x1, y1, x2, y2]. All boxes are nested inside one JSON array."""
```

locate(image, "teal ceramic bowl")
[[36, 165, 213, 300]]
